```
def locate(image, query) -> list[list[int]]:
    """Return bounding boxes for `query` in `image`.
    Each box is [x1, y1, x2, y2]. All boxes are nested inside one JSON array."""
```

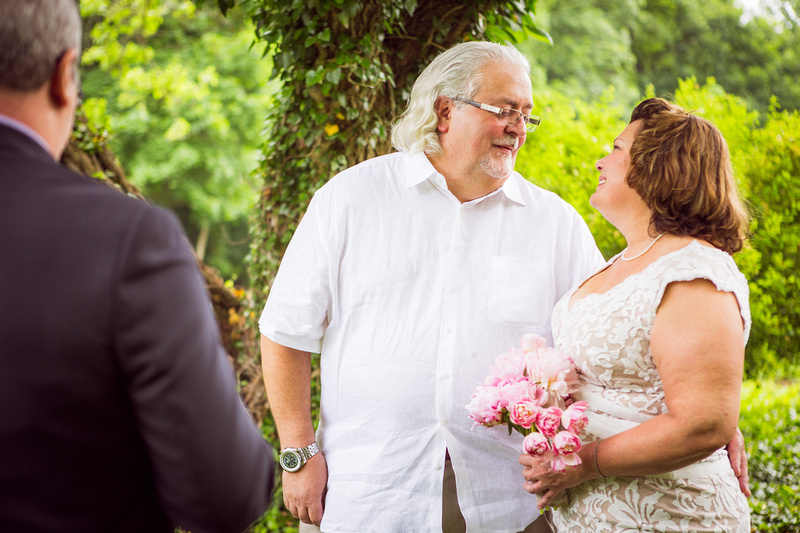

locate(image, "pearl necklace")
[[620, 233, 666, 262]]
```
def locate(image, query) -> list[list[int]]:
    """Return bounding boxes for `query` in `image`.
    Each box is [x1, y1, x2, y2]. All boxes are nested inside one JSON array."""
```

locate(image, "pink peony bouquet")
[[466, 334, 588, 473]]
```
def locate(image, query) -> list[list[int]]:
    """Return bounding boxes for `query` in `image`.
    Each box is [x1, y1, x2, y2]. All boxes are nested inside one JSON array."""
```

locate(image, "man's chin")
[[492, 165, 515, 180], [480, 160, 514, 181]]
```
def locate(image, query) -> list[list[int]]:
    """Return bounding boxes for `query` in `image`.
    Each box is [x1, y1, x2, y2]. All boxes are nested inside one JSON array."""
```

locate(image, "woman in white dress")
[[520, 98, 752, 531]]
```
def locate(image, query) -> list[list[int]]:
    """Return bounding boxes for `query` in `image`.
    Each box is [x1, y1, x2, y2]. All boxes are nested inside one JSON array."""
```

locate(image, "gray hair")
[[390, 41, 531, 156], [0, 0, 82, 91]]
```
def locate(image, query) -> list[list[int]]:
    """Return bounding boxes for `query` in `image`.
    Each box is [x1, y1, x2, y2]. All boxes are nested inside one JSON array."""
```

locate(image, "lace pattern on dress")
[[550, 241, 751, 531]]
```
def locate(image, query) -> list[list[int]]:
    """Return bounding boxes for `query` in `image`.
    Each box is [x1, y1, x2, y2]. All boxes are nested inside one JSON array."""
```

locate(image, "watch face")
[[280, 450, 302, 472]]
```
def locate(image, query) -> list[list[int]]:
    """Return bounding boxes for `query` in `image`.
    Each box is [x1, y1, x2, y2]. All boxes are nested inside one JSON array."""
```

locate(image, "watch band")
[[279, 441, 320, 472], [297, 441, 320, 461]]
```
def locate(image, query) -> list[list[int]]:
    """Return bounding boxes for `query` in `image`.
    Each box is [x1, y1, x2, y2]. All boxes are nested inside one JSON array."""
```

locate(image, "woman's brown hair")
[[626, 98, 749, 254]]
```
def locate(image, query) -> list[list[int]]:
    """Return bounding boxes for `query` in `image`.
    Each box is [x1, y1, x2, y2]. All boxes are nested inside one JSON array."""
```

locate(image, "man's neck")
[[446, 175, 507, 203], [0, 112, 53, 156], [0, 89, 60, 159], [427, 154, 509, 203]]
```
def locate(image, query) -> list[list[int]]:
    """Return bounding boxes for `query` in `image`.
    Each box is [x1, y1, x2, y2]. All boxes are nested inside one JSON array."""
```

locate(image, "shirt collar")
[[0, 113, 52, 155], [400, 150, 527, 207], [497, 172, 526, 206], [401, 150, 440, 188]]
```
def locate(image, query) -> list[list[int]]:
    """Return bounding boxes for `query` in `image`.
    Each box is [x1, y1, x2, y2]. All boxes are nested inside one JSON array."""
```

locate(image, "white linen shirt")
[[260, 150, 604, 532]]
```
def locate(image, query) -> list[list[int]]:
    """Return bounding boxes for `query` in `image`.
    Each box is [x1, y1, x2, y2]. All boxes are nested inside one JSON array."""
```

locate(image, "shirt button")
[[446, 327, 453, 334], [440, 418, 447, 426], [441, 373, 450, 380]]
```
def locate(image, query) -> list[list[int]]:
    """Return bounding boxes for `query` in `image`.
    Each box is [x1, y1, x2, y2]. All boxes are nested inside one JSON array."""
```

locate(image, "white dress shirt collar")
[[403, 149, 527, 206]]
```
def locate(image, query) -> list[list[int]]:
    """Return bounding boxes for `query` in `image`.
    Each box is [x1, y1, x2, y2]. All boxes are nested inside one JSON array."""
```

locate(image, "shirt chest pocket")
[[487, 257, 554, 328]]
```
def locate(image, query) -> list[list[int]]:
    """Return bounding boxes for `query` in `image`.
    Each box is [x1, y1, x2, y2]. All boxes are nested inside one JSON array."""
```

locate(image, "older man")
[[0, 2, 273, 531], [260, 41, 603, 532]]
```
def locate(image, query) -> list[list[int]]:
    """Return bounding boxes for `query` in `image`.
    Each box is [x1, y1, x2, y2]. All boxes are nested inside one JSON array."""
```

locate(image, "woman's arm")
[[521, 278, 746, 508]]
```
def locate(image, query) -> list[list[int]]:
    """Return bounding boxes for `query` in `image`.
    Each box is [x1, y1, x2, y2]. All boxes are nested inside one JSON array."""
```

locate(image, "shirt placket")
[[435, 200, 469, 454]]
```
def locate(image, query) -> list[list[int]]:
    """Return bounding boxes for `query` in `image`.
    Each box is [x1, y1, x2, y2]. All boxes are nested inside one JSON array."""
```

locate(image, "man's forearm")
[[260, 335, 317, 447]]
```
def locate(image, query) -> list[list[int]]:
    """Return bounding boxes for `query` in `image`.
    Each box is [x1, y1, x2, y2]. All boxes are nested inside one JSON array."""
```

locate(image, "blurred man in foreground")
[[0, 1, 274, 531]]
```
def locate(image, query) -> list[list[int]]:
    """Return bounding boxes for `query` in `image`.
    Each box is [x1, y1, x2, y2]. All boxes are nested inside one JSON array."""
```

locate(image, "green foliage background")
[[80, 0, 277, 280], [73, 0, 800, 530], [740, 380, 800, 532]]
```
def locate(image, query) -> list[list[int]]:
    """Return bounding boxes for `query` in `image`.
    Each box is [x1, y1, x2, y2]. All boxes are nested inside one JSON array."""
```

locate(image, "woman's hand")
[[519, 445, 597, 510], [726, 427, 751, 496]]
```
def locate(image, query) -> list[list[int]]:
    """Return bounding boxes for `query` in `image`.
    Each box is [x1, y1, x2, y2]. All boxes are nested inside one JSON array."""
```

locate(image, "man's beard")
[[479, 136, 517, 179]]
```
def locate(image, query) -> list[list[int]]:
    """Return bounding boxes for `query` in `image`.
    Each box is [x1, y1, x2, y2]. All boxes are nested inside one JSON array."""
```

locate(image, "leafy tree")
[[629, 0, 800, 113], [740, 380, 800, 532], [516, 0, 641, 105], [736, 102, 800, 378], [513, 0, 800, 114], [80, 0, 276, 280]]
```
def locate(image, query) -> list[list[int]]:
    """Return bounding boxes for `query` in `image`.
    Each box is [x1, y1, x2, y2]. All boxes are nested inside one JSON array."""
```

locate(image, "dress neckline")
[[566, 240, 713, 312]]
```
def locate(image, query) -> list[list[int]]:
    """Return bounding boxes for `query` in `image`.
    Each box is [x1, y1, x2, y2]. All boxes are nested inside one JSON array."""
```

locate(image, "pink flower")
[[520, 334, 547, 353], [522, 432, 552, 457], [551, 453, 582, 473], [561, 401, 589, 433], [509, 400, 543, 429], [535, 406, 563, 438], [552, 431, 582, 455], [525, 348, 578, 398], [466, 385, 504, 427], [497, 378, 546, 410], [486, 348, 527, 385]]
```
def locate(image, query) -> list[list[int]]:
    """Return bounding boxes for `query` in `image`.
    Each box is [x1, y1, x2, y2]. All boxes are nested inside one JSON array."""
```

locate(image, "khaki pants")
[[442, 456, 553, 533]]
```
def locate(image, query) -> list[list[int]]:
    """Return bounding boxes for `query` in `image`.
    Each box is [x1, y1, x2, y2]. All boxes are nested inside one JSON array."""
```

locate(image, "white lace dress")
[[551, 241, 751, 532]]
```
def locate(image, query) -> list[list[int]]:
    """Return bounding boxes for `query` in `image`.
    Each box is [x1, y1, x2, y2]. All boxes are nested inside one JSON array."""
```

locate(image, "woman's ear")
[[434, 95, 452, 134], [49, 48, 79, 108]]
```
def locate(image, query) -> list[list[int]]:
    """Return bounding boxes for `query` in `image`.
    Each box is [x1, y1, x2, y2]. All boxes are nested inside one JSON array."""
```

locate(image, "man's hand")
[[283, 453, 328, 526], [726, 427, 751, 497]]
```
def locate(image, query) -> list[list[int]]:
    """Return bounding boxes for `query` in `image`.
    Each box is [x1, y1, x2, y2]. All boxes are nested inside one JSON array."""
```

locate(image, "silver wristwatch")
[[278, 442, 320, 472]]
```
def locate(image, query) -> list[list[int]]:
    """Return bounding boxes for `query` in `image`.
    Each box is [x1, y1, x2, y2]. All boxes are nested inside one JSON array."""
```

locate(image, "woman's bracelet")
[[593, 440, 608, 478]]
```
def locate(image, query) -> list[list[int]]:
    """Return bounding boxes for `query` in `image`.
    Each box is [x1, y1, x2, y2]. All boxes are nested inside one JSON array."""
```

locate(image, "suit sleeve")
[[111, 206, 274, 533]]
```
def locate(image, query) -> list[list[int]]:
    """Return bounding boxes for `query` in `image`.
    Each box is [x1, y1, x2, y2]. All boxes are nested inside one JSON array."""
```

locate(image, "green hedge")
[[740, 380, 800, 532]]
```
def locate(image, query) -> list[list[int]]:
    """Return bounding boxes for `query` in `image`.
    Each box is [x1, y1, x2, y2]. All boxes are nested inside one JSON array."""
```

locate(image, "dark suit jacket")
[[0, 124, 274, 533]]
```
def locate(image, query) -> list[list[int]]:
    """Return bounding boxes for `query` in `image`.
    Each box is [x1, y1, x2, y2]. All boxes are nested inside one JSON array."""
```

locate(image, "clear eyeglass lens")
[[500, 109, 537, 131]]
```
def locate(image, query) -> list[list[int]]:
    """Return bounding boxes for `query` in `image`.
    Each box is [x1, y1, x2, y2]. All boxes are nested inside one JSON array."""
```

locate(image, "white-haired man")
[[259, 41, 748, 532], [261, 41, 600, 532]]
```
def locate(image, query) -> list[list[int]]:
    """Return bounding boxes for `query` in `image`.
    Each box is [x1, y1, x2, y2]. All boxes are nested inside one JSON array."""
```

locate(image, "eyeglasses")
[[451, 97, 540, 132]]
